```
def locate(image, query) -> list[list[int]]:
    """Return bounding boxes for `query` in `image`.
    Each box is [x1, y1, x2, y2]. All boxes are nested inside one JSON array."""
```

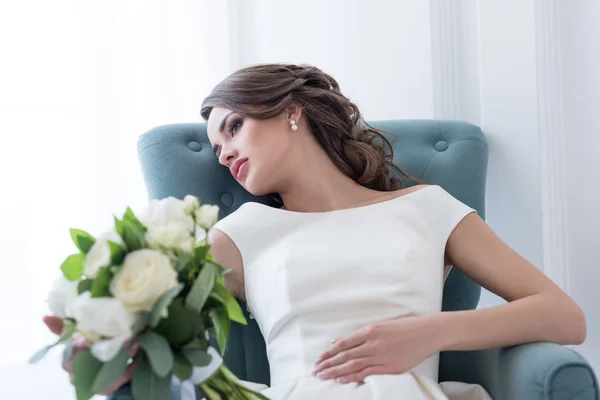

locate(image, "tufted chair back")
[[137, 119, 489, 384]]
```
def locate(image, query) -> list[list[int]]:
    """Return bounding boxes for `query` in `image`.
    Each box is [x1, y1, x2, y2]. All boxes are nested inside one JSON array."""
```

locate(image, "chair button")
[[188, 141, 202, 152], [221, 192, 234, 206], [435, 140, 449, 152]]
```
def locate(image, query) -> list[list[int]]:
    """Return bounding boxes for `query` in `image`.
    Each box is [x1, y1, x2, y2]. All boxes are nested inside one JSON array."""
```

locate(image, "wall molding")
[[227, 0, 242, 71], [534, 0, 571, 293], [430, 0, 460, 120]]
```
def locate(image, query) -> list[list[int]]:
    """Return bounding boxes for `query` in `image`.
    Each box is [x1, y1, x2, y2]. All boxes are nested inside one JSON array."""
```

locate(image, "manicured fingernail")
[[338, 377, 348, 384], [331, 338, 338, 343], [317, 372, 327, 379]]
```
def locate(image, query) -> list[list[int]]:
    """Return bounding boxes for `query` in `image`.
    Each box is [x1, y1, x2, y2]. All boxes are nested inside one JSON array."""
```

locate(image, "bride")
[[44, 63, 586, 400]]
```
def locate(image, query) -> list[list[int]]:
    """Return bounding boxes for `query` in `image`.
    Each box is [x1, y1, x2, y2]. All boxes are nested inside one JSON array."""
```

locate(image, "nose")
[[218, 145, 237, 167]]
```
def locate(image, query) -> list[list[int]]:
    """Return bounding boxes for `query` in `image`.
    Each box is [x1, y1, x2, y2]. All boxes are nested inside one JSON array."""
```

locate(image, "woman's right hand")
[[43, 315, 138, 396]]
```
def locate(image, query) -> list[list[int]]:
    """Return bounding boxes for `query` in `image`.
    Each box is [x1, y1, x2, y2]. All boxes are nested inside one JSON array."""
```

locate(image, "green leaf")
[[62, 339, 74, 365], [122, 220, 146, 251], [194, 244, 210, 265], [149, 284, 184, 327], [61, 253, 86, 281], [210, 307, 230, 355], [133, 312, 150, 335], [60, 319, 77, 342], [185, 262, 216, 312], [108, 241, 126, 265], [210, 283, 247, 325], [91, 266, 112, 298], [182, 346, 212, 367], [28, 342, 57, 364], [72, 349, 103, 400], [132, 357, 171, 400], [123, 207, 145, 230], [91, 347, 129, 393], [137, 331, 174, 378], [114, 216, 125, 237], [70, 229, 96, 254], [154, 298, 199, 348], [78, 279, 93, 294], [172, 352, 192, 381], [176, 251, 193, 272]]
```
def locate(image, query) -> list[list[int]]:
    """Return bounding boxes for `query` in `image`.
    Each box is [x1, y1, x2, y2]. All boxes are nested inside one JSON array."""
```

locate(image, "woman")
[[45, 63, 586, 400]]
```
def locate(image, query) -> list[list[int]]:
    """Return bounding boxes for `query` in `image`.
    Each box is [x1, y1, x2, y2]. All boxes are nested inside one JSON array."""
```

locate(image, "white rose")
[[47, 275, 79, 318], [84, 230, 123, 278], [145, 222, 194, 253], [139, 197, 195, 251], [183, 195, 200, 215], [69, 291, 136, 361], [110, 249, 178, 313], [139, 197, 194, 232], [195, 205, 220, 230]]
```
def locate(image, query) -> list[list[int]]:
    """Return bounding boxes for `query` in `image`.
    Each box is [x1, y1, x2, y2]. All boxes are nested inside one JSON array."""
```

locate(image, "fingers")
[[314, 357, 372, 380], [316, 329, 370, 364], [313, 345, 372, 375], [127, 342, 140, 358], [43, 315, 64, 335], [99, 357, 139, 396], [337, 365, 386, 384]]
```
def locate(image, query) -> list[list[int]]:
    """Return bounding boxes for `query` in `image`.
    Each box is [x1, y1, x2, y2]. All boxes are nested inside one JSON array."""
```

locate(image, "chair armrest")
[[440, 342, 598, 400]]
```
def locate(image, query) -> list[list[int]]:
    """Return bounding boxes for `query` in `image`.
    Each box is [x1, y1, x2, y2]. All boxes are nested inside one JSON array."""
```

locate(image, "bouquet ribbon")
[[177, 347, 223, 400]]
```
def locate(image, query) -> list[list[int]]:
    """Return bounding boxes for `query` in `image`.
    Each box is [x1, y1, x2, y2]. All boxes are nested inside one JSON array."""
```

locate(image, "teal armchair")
[[111, 120, 598, 400]]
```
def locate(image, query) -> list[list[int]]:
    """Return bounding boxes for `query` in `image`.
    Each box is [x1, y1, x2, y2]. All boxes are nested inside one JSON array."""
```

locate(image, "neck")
[[276, 140, 379, 213]]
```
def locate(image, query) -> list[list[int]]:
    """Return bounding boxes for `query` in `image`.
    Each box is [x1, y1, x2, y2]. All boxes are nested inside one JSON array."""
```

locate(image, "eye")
[[228, 118, 243, 136]]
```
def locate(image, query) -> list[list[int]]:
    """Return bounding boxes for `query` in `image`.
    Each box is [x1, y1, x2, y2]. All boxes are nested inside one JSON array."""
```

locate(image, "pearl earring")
[[290, 119, 298, 131]]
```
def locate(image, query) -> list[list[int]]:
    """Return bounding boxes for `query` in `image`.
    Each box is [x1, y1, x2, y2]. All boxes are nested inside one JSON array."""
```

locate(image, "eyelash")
[[228, 119, 243, 136]]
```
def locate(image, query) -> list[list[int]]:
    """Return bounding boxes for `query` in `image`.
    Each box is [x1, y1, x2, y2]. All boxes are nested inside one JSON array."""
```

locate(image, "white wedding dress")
[[211, 185, 492, 400]]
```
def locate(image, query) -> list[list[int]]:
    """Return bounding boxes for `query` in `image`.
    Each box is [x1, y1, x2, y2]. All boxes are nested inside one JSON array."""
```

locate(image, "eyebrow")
[[212, 111, 235, 155], [219, 111, 235, 133]]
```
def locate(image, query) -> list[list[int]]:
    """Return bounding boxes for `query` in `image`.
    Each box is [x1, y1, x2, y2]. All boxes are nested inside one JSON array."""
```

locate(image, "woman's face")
[[206, 107, 294, 196]]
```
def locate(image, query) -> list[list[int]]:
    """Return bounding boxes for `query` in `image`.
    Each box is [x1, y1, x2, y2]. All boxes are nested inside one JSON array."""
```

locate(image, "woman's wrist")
[[419, 312, 455, 354]]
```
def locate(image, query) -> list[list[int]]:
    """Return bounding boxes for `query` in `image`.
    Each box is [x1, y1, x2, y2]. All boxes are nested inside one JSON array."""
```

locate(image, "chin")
[[242, 174, 273, 197]]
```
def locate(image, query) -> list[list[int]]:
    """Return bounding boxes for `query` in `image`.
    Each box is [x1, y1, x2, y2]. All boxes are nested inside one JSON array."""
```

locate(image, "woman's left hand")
[[313, 315, 442, 384]]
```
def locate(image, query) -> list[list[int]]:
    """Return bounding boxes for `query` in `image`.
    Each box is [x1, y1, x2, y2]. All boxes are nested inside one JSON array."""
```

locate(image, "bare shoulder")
[[393, 184, 432, 198], [209, 228, 246, 301]]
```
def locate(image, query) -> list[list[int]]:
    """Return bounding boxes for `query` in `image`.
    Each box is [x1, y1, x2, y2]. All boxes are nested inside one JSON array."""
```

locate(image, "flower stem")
[[196, 364, 270, 400]]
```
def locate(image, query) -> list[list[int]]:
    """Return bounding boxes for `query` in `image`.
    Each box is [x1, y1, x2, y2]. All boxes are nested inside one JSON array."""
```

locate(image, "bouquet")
[[30, 195, 269, 400]]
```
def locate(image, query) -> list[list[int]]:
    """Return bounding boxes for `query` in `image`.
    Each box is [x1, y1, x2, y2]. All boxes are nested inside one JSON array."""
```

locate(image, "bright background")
[[1, 0, 598, 398]]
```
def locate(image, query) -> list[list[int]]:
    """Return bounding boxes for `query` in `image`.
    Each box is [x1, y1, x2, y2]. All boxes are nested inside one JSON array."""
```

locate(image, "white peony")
[[83, 230, 123, 278], [139, 197, 194, 232], [183, 195, 200, 215], [145, 222, 194, 253], [139, 197, 195, 252], [110, 249, 178, 313], [68, 291, 136, 361], [47, 275, 79, 318], [195, 204, 220, 230]]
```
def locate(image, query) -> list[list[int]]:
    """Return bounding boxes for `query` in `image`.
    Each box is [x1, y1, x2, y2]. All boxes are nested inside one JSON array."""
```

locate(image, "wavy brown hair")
[[201, 63, 415, 193]]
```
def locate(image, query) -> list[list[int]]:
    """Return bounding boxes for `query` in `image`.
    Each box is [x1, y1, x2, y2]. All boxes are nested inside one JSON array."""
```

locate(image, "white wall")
[[236, 0, 434, 120], [560, 0, 600, 373]]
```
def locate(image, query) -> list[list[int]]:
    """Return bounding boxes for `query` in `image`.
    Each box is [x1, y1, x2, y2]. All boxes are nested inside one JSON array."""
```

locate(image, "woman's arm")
[[208, 228, 246, 301], [313, 213, 586, 383], [436, 213, 586, 350]]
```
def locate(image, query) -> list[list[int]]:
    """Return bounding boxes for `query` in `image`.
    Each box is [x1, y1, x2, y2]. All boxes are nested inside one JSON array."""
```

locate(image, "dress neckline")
[[244, 185, 436, 216]]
